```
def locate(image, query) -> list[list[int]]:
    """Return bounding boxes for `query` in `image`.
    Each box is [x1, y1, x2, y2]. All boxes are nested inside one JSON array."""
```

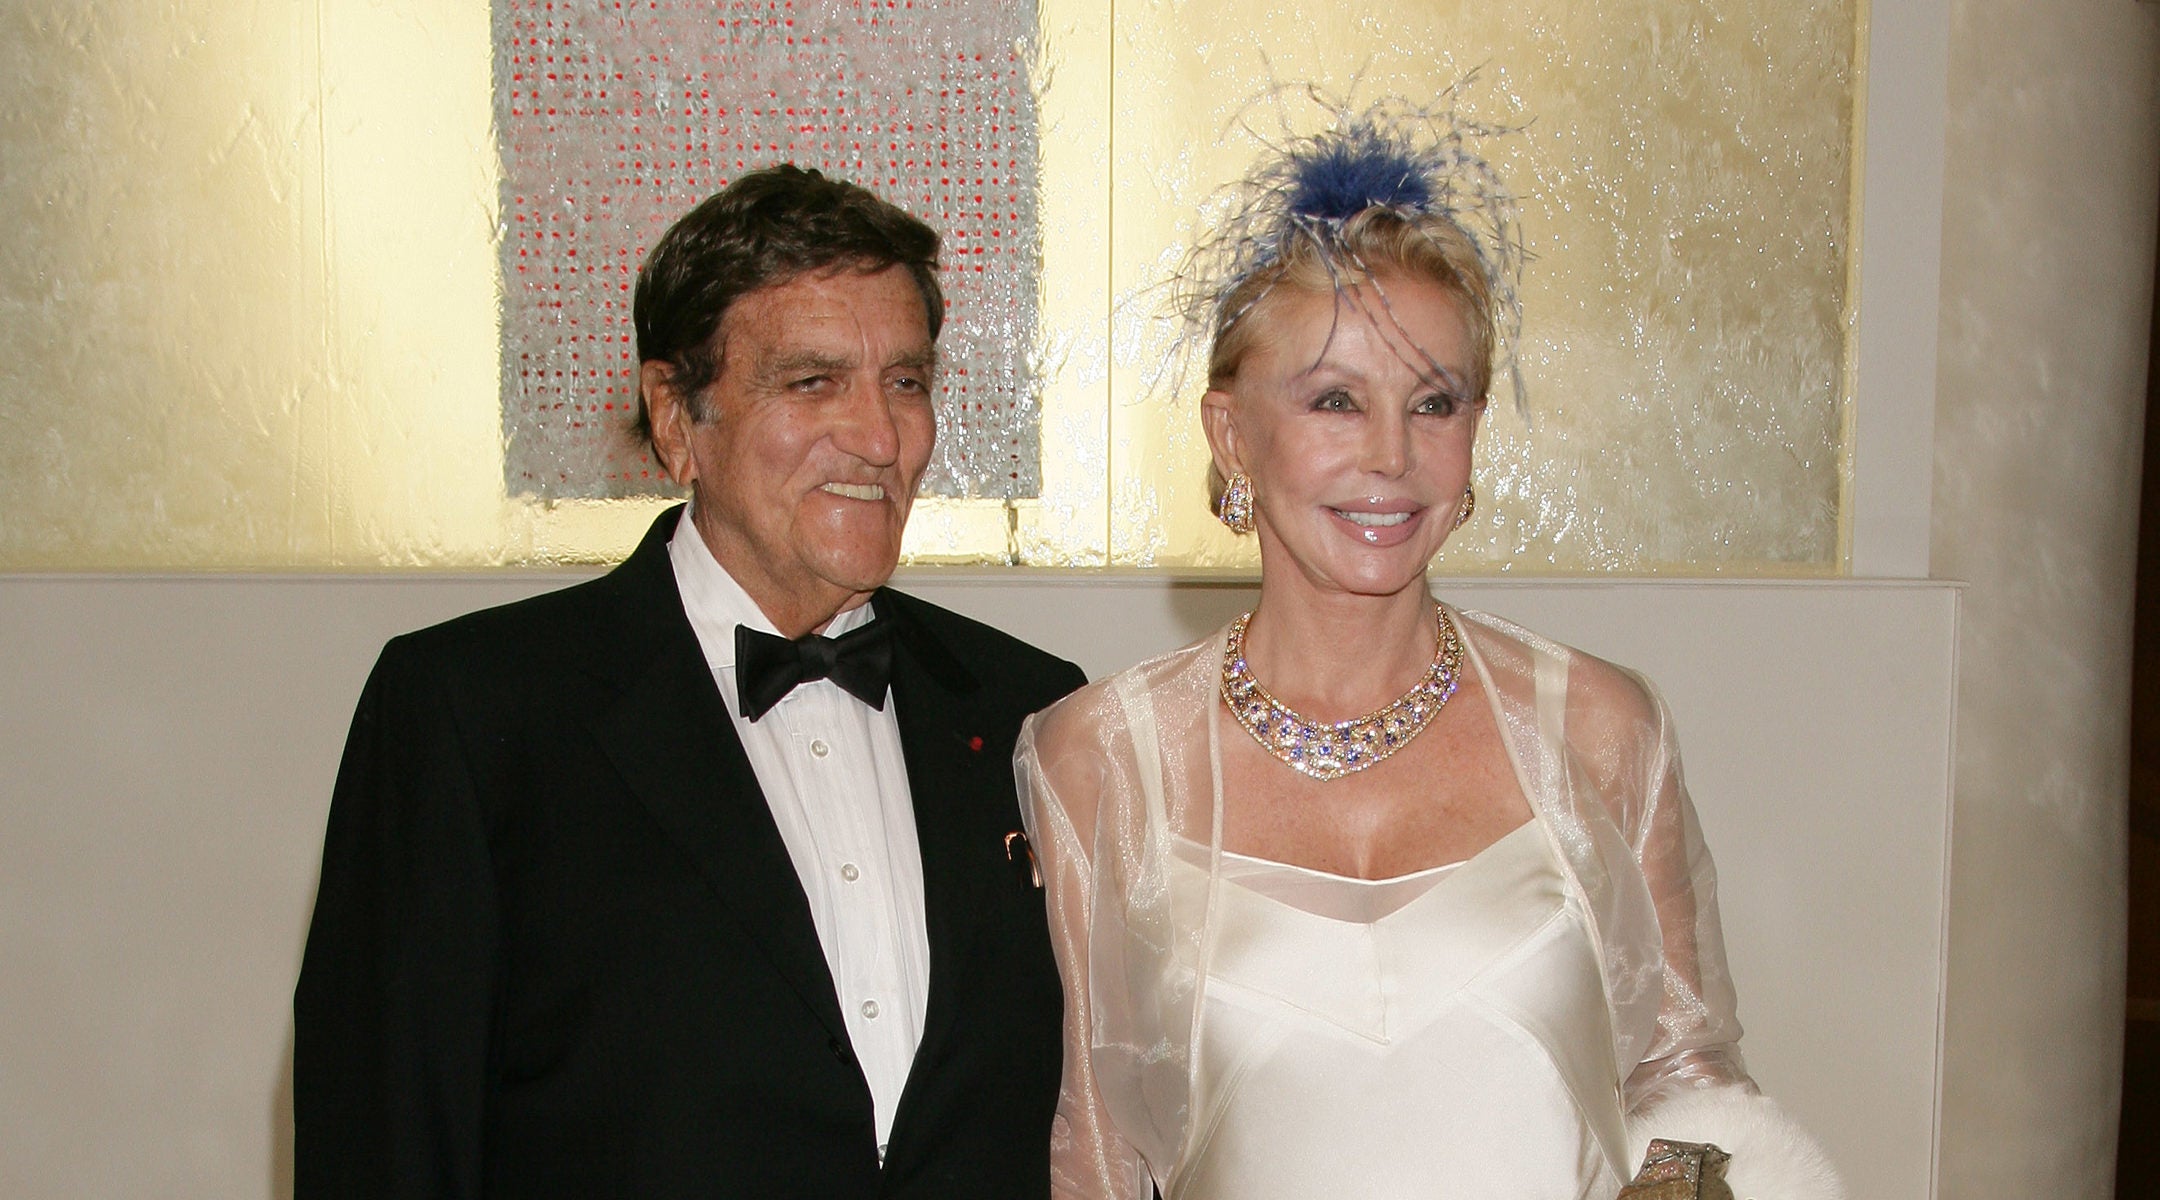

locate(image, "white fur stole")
[[1625, 1089, 1846, 1200]]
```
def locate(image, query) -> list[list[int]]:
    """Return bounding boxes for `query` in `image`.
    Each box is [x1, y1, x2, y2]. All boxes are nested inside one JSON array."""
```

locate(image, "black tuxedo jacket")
[[295, 509, 1085, 1198]]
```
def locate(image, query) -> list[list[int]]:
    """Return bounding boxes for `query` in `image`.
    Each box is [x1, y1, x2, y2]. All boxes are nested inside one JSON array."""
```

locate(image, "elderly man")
[[295, 166, 1083, 1198]]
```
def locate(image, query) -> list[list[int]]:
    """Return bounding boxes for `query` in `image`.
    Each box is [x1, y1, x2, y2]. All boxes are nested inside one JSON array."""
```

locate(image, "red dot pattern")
[[497, 0, 1043, 500]]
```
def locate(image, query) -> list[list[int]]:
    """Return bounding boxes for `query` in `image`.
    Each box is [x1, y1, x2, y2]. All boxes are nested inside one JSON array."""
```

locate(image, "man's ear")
[[641, 360, 699, 486], [1200, 387, 1245, 479]]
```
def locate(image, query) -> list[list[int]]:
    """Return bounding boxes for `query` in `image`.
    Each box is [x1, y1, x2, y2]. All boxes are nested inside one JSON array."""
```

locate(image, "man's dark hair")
[[631, 164, 944, 446]]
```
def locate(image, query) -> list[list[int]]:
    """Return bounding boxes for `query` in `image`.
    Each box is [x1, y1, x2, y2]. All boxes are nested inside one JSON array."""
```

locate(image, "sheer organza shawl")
[[1015, 608, 1752, 1200]]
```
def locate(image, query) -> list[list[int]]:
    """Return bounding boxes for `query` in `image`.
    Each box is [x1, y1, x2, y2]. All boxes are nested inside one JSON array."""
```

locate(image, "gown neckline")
[[1174, 820, 1544, 926]]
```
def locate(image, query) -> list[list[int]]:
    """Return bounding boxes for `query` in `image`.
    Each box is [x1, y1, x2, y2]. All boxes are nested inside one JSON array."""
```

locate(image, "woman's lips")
[[1328, 505, 1426, 546]]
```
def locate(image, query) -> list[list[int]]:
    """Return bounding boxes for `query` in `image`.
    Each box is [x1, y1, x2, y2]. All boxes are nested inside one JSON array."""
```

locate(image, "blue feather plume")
[[1284, 130, 1435, 221], [1157, 80, 1531, 417]]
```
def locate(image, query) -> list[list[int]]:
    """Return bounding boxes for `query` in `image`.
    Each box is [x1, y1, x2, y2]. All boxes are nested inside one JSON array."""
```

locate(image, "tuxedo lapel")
[[881, 592, 993, 1078], [579, 512, 849, 1046]]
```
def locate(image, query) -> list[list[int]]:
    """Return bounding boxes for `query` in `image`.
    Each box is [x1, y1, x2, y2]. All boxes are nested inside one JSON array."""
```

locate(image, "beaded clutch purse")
[[1617, 1139, 1735, 1200]]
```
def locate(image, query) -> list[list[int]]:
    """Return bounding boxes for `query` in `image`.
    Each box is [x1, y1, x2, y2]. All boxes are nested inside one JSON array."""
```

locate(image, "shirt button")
[[810, 738, 831, 759], [840, 862, 860, 882], [861, 999, 880, 1020]]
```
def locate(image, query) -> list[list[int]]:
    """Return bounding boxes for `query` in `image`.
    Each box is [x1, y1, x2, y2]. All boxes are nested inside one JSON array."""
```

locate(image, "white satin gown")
[[1164, 822, 1628, 1199]]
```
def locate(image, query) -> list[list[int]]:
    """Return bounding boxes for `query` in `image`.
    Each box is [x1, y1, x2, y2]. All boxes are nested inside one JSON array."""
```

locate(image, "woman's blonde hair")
[[1208, 207, 1496, 395]]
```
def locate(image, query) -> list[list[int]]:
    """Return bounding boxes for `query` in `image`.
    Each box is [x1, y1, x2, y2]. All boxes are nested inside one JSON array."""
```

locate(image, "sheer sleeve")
[[1016, 704, 1155, 1200], [1569, 657, 1754, 1113], [1537, 638, 1843, 1196]]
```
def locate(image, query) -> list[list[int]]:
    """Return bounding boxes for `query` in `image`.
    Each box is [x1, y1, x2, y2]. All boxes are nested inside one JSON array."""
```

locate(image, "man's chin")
[[808, 549, 906, 599]]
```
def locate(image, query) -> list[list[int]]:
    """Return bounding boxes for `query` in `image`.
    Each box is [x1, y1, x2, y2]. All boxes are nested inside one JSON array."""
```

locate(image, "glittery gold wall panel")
[[0, 0, 1853, 570], [1, 2, 332, 568], [0, 1, 516, 569], [495, 0, 1043, 503], [1106, 0, 1858, 572]]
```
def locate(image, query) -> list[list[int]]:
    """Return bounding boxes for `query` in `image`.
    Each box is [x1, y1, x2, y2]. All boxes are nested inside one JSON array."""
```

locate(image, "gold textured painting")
[[0, 0, 1856, 572]]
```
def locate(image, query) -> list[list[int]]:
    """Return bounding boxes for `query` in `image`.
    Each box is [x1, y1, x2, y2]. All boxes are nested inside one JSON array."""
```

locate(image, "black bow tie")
[[734, 619, 895, 721]]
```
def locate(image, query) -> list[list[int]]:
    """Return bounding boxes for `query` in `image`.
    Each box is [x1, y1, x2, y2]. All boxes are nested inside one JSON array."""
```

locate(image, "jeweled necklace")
[[1220, 603, 1464, 782]]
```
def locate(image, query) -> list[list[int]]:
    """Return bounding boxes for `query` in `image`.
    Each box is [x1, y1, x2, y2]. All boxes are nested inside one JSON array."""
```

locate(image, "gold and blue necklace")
[[1220, 604, 1464, 782]]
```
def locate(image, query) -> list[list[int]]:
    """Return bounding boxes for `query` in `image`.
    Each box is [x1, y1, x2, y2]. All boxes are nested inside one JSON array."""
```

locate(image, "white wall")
[[0, 574, 1955, 1199], [1929, 2, 2160, 1196]]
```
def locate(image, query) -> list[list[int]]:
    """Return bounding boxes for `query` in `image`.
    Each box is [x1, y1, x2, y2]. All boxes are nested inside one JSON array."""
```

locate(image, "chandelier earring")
[[1218, 471, 1256, 535], [1453, 485, 1476, 530]]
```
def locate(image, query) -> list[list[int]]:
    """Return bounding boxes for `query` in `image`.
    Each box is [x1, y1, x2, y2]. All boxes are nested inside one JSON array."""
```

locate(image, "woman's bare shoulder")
[[1025, 633, 1219, 768], [1566, 647, 1662, 729], [1452, 607, 1664, 747]]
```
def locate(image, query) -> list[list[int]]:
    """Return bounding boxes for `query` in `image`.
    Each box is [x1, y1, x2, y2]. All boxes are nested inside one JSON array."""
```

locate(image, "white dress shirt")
[[668, 510, 930, 1158]]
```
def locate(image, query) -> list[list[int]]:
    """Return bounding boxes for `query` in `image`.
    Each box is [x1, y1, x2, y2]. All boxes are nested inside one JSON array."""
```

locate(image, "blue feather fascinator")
[[1171, 79, 1528, 413]]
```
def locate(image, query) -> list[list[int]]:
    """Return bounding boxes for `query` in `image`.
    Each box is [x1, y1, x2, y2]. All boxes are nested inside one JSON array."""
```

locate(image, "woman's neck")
[[1239, 572, 1439, 721]]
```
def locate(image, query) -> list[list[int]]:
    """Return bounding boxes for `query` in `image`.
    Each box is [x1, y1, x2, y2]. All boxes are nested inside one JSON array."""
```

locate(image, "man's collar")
[[666, 504, 873, 670]]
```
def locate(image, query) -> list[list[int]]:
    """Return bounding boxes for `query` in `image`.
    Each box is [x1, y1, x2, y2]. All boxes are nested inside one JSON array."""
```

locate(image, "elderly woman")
[[1016, 101, 1842, 1199]]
